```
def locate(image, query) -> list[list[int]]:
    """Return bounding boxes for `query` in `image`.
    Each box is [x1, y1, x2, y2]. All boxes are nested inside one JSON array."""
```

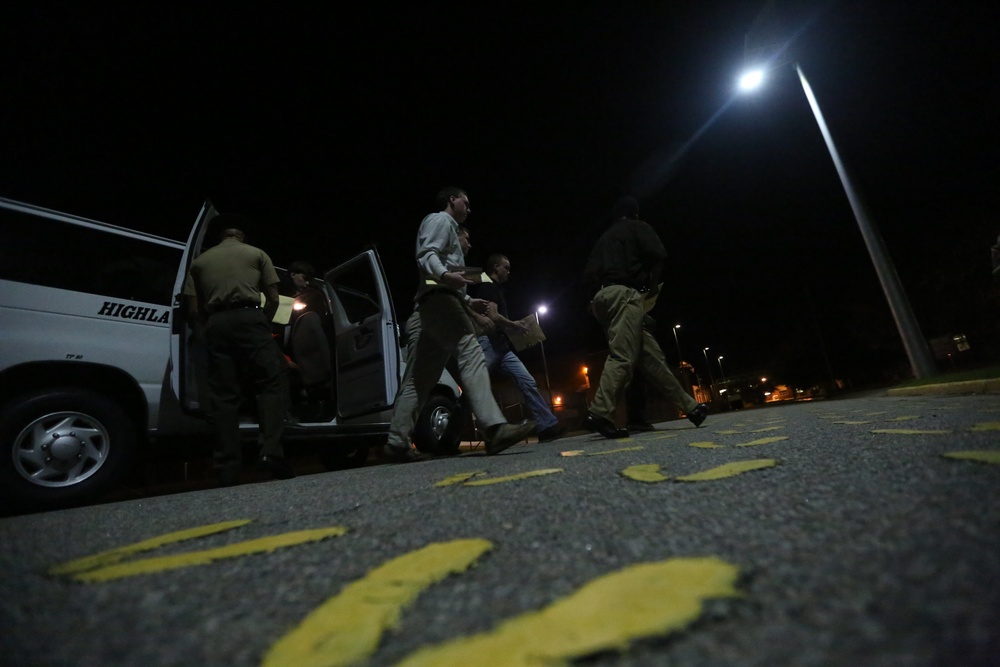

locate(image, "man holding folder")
[[470, 253, 567, 442]]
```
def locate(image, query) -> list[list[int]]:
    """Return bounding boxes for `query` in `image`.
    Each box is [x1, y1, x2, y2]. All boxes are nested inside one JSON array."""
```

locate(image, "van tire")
[[413, 393, 462, 456], [0, 389, 136, 512]]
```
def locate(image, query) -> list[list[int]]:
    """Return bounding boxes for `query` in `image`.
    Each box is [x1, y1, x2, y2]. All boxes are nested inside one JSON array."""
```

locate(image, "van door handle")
[[355, 327, 373, 349]]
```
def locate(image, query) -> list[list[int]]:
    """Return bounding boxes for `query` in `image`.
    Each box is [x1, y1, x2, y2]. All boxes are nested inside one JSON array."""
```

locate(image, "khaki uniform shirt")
[[183, 238, 279, 313]]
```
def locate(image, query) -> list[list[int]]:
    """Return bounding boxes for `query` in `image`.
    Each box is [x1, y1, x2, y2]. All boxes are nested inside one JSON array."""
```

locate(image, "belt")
[[210, 300, 261, 315], [599, 283, 646, 292]]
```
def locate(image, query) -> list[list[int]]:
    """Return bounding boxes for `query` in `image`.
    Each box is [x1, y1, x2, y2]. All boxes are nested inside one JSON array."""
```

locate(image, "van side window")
[[0, 208, 181, 305], [329, 271, 381, 324]]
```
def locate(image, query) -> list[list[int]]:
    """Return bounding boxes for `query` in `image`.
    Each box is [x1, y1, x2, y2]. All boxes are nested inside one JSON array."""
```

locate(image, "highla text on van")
[[0, 198, 465, 512]]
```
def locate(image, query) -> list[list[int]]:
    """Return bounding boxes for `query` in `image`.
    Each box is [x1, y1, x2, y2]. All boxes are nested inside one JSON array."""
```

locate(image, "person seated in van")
[[286, 260, 332, 411], [289, 261, 329, 317]]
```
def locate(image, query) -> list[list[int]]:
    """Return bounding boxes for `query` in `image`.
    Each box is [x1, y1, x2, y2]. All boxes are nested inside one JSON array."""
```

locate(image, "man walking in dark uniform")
[[582, 197, 708, 438], [183, 220, 294, 484]]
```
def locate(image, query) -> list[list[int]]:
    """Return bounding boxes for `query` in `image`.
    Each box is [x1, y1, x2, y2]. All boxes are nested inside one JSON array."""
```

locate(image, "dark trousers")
[[205, 308, 287, 475]]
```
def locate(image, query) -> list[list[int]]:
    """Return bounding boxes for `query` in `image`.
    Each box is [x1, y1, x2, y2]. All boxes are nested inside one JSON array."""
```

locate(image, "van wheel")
[[413, 393, 462, 456], [319, 445, 369, 471], [0, 389, 136, 512]]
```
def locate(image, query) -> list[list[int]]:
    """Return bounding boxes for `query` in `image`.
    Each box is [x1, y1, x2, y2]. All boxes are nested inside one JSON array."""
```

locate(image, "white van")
[[0, 197, 465, 512]]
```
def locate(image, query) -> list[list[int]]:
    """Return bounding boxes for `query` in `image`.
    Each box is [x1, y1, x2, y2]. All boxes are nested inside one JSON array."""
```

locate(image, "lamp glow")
[[738, 69, 765, 91]]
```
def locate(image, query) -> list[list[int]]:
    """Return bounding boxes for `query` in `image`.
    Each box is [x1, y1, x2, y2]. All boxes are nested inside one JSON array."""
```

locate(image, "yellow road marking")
[[750, 426, 783, 433], [969, 422, 1000, 432], [71, 527, 348, 583], [735, 436, 788, 447], [941, 450, 1000, 465], [463, 469, 563, 486], [396, 557, 740, 667], [716, 429, 743, 435], [886, 416, 920, 422], [586, 446, 644, 456], [649, 433, 679, 440], [49, 519, 252, 576], [689, 441, 723, 449], [870, 429, 950, 435], [263, 539, 492, 667], [675, 459, 777, 482], [435, 472, 486, 487], [833, 420, 872, 425], [621, 464, 669, 483], [561, 446, 645, 457]]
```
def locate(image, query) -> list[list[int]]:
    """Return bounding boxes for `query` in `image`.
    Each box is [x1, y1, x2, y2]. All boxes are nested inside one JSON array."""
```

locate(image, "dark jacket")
[[583, 217, 667, 291]]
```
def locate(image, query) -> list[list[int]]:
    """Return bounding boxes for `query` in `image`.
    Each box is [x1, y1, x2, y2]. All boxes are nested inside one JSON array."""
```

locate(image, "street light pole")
[[702, 346, 716, 400], [672, 324, 683, 365], [536, 307, 553, 407], [717, 355, 726, 380], [793, 63, 936, 379]]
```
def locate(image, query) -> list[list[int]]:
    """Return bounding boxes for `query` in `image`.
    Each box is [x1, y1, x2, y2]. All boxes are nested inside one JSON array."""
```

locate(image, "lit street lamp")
[[738, 64, 936, 379], [671, 324, 683, 366], [536, 305, 553, 407], [717, 355, 726, 379]]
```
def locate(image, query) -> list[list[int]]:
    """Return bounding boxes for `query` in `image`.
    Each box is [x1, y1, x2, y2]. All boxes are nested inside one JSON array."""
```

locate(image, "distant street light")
[[717, 355, 726, 379], [737, 62, 936, 379], [702, 347, 716, 399], [671, 324, 683, 366], [536, 305, 553, 407]]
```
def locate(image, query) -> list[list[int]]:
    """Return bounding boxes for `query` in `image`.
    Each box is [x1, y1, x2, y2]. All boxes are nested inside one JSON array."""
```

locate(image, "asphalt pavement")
[[2, 389, 999, 666]]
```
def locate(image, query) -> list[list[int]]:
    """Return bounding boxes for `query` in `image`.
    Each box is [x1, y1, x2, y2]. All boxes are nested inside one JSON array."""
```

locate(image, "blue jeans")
[[477, 335, 558, 431]]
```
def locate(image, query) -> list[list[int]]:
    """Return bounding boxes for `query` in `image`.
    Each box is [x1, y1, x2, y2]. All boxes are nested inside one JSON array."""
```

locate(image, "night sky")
[[3, 1, 998, 388]]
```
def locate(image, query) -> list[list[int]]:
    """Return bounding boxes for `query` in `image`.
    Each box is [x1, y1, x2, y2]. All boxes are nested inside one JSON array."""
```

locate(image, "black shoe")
[[258, 454, 296, 480], [582, 412, 629, 439], [485, 420, 536, 455], [382, 444, 432, 463], [537, 424, 568, 442], [627, 421, 657, 432], [687, 403, 709, 427]]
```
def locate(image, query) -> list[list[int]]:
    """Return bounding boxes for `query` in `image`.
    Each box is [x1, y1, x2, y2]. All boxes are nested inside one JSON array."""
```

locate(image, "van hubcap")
[[13, 412, 109, 487], [428, 406, 450, 439]]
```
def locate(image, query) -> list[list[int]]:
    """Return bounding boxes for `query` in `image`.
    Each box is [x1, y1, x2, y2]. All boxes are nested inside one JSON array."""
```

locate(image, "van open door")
[[323, 248, 400, 419], [169, 200, 219, 414]]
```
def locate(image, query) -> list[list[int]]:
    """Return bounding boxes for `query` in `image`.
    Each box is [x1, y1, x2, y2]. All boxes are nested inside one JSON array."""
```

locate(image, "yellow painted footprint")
[[50, 521, 348, 583], [941, 451, 1000, 465], [689, 441, 724, 449], [463, 469, 564, 486], [735, 436, 788, 447], [621, 459, 778, 483], [435, 472, 487, 487], [396, 557, 741, 667], [969, 422, 1000, 432], [621, 464, 669, 483], [870, 429, 950, 435], [264, 539, 492, 667], [675, 459, 778, 481]]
